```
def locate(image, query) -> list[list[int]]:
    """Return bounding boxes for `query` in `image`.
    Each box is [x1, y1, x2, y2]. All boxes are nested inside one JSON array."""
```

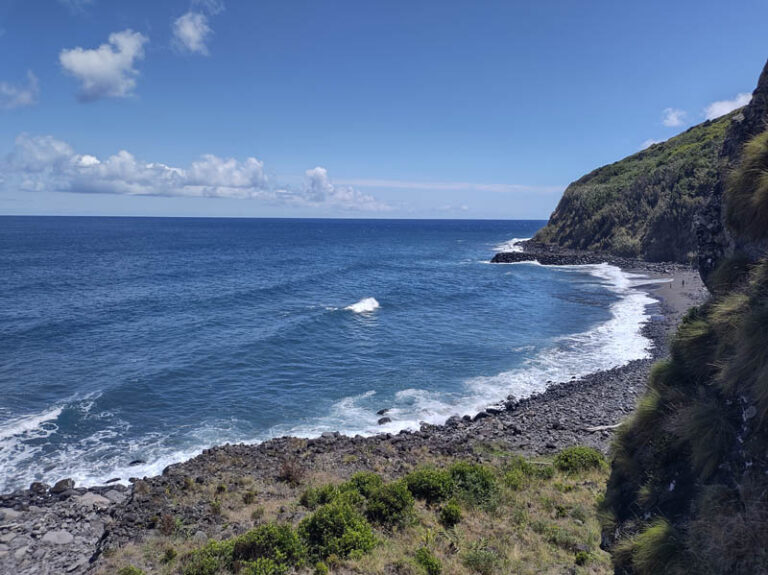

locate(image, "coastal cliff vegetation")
[[534, 112, 736, 262], [602, 125, 768, 574], [100, 448, 613, 575]]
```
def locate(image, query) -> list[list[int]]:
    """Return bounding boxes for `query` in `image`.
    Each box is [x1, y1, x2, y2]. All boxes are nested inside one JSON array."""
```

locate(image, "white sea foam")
[[493, 237, 531, 252], [345, 297, 380, 314], [272, 262, 659, 439], [0, 407, 63, 442]]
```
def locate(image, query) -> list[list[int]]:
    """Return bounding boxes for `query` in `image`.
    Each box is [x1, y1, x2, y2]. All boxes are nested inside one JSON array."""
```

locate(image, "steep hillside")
[[602, 59, 768, 574], [534, 113, 736, 262]]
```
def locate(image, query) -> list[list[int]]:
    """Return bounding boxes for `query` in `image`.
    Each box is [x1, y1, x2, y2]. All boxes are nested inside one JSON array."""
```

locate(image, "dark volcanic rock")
[[50, 479, 74, 494], [377, 417, 392, 425]]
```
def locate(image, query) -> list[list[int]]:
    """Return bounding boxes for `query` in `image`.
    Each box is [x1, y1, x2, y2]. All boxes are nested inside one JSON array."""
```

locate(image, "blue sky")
[[0, 0, 766, 218]]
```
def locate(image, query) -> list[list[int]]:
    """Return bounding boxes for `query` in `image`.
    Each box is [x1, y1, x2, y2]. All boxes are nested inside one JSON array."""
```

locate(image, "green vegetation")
[[103, 450, 612, 575], [553, 446, 606, 474], [534, 112, 738, 262], [603, 259, 768, 573], [726, 128, 768, 240], [414, 547, 442, 575], [403, 467, 453, 504]]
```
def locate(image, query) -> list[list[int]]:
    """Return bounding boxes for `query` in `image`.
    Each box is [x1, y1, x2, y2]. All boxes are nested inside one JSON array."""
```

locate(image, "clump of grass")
[[277, 458, 306, 486], [117, 567, 145, 575], [461, 540, 501, 575], [726, 128, 768, 240], [553, 446, 606, 474]]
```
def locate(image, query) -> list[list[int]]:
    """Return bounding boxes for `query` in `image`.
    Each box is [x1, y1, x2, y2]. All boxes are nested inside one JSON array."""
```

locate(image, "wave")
[[493, 237, 531, 253], [273, 263, 656, 437], [345, 297, 380, 314]]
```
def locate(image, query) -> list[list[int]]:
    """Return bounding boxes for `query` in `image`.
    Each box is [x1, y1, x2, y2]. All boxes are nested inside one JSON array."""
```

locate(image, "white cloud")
[[193, 0, 225, 15], [59, 29, 148, 101], [704, 92, 752, 120], [0, 71, 39, 109], [4, 134, 388, 211], [334, 178, 562, 195], [641, 139, 661, 150], [662, 108, 686, 127], [303, 167, 390, 211], [173, 12, 212, 55]]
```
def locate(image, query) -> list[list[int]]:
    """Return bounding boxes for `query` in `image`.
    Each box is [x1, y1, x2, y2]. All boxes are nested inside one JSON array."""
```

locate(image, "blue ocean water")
[[0, 217, 655, 492]]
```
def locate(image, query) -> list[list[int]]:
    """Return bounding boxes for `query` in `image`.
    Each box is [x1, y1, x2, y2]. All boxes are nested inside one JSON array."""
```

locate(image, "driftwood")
[[584, 423, 622, 432]]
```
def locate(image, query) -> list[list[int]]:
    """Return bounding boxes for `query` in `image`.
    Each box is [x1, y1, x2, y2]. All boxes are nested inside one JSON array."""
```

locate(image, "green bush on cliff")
[[365, 480, 415, 527], [553, 446, 606, 474], [448, 462, 499, 508], [298, 499, 376, 559], [232, 523, 306, 568], [404, 467, 454, 504]]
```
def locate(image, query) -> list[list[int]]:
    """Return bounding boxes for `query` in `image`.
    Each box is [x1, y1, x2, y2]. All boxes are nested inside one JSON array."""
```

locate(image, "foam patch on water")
[[345, 297, 380, 314]]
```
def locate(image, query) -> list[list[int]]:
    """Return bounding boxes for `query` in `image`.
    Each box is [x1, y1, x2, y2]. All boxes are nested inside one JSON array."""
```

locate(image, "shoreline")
[[0, 247, 709, 574]]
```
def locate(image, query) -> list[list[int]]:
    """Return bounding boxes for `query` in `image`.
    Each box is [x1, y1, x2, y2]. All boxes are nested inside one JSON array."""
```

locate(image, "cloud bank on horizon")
[[3, 133, 389, 211]]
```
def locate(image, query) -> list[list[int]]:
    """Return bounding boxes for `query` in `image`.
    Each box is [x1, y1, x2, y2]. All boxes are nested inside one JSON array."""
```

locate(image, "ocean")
[[0, 217, 655, 492]]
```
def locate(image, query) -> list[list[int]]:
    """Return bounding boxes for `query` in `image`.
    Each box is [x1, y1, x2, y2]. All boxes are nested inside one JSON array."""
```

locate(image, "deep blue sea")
[[0, 217, 655, 492]]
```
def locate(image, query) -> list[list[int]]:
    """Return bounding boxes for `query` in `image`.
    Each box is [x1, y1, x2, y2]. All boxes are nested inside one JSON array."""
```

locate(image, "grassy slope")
[[601, 128, 768, 574], [534, 112, 736, 262], [97, 448, 612, 575]]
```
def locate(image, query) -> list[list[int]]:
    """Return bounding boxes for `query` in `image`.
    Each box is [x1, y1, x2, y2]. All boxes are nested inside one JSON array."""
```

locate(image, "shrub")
[[574, 550, 591, 565], [365, 481, 414, 527], [243, 490, 256, 505], [414, 547, 442, 575], [461, 541, 500, 575], [404, 467, 453, 504], [240, 558, 287, 575], [232, 523, 306, 568], [300, 484, 340, 510], [448, 462, 498, 506], [162, 546, 177, 563], [344, 471, 384, 498], [553, 446, 606, 474], [314, 561, 329, 575], [278, 459, 306, 486], [182, 538, 236, 575], [117, 568, 145, 575], [438, 499, 462, 528], [298, 500, 376, 559]]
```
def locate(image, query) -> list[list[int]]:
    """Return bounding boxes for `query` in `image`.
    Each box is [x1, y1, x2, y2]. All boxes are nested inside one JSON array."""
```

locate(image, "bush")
[[461, 542, 500, 575], [314, 561, 329, 575], [553, 446, 606, 474], [117, 568, 145, 575], [277, 459, 306, 486], [448, 462, 498, 506], [182, 538, 236, 575], [298, 500, 376, 559], [415, 547, 442, 575], [438, 500, 462, 528], [232, 523, 306, 568], [365, 481, 414, 527], [404, 467, 453, 504], [240, 558, 288, 575], [574, 550, 591, 565], [344, 471, 384, 498], [726, 128, 768, 240], [300, 484, 340, 510]]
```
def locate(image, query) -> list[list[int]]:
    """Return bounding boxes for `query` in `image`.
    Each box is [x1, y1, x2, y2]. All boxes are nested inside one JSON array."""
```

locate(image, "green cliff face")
[[534, 113, 735, 263], [602, 59, 768, 574]]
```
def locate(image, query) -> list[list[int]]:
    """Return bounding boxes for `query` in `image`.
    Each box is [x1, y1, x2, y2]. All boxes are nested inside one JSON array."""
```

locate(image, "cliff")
[[602, 58, 768, 574], [534, 113, 736, 263]]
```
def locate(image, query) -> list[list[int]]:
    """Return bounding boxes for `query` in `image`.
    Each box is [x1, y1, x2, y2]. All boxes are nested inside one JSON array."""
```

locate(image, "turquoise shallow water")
[[0, 217, 653, 491]]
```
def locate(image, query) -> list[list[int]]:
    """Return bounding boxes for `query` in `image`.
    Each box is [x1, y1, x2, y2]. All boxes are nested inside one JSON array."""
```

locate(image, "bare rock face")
[[697, 58, 768, 288]]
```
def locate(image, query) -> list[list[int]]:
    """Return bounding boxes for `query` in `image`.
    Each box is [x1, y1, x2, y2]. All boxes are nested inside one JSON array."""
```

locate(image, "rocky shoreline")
[[0, 247, 709, 574]]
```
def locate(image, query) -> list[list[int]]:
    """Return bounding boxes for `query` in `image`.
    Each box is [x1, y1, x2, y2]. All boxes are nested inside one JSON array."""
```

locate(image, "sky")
[[0, 0, 766, 219]]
